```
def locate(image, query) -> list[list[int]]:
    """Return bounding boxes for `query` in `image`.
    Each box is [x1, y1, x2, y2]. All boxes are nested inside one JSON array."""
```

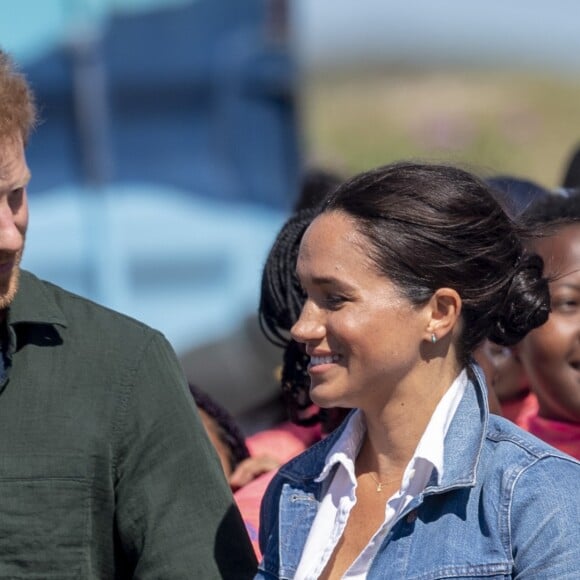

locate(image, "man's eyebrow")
[[17, 171, 31, 187], [1, 171, 31, 190]]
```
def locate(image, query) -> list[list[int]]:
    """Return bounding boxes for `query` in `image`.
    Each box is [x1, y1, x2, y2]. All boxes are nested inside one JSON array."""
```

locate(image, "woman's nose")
[[290, 300, 325, 344]]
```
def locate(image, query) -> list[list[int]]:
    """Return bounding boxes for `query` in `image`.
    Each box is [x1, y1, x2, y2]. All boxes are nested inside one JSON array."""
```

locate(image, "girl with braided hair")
[[215, 168, 343, 558], [259, 174, 350, 432], [259, 206, 322, 426]]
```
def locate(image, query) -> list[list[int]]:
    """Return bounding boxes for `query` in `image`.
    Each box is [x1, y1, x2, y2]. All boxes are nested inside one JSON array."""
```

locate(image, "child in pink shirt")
[[515, 191, 580, 459]]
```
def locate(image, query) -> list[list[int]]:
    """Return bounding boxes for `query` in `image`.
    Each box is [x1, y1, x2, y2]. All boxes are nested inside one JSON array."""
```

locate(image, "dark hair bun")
[[488, 252, 550, 346]]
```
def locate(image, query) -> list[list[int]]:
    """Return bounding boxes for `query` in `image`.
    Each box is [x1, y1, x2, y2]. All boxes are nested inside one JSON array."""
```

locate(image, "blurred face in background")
[[198, 408, 234, 479], [517, 224, 580, 423], [474, 340, 528, 402], [0, 134, 29, 312]]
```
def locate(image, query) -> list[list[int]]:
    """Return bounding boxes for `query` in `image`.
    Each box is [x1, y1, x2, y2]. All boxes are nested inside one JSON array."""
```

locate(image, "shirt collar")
[[315, 409, 365, 486], [315, 369, 469, 487], [277, 362, 490, 493], [7, 270, 67, 328]]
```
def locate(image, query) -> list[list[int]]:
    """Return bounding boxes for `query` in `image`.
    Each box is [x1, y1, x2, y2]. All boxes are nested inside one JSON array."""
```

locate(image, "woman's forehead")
[[302, 211, 361, 247], [299, 213, 364, 262], [296, 212, 383, 287]]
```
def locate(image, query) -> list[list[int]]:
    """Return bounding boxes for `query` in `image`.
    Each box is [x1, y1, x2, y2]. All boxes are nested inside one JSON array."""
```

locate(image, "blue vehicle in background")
[[2, 0, 300, 354]]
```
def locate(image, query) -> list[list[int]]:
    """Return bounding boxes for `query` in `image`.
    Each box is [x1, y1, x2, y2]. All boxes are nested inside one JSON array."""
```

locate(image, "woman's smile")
[[291, 211, 431, 411], [308, 353, 342, 369]]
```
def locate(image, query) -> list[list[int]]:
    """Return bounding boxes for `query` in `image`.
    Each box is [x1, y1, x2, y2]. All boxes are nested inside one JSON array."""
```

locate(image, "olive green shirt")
[[0, 270, 256, 578]]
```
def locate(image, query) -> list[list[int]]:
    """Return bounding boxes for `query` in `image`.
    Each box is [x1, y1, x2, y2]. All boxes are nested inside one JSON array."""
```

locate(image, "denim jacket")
[[256, 365, 580, 579]]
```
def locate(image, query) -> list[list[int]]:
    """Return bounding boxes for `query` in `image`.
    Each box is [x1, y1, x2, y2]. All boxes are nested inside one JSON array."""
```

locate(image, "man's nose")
[[0, 202, 24, 252]]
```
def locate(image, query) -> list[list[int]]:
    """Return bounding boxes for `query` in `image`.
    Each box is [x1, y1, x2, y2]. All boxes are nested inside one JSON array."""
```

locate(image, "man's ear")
[[425, 287, 462, 343]]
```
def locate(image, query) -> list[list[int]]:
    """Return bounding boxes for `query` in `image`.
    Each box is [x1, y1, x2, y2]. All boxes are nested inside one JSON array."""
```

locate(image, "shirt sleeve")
[[112, 331, 257, 578], [510, 454, 580, 578]]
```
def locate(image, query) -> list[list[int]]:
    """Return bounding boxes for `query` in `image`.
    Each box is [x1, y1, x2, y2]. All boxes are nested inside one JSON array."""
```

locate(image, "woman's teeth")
[[310, 355, 340, 366]]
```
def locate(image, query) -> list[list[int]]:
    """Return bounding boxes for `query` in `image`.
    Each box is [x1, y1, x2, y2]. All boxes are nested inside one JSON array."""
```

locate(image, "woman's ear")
[[425, 287, 462, 343]]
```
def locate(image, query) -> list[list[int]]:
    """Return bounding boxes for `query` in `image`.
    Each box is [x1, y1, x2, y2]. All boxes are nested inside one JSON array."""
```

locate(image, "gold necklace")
[[367, 471, 391, 493]]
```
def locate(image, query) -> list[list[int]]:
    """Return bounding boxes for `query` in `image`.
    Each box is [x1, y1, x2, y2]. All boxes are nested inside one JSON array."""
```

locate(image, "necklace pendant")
[[376, 483, 382, 492]]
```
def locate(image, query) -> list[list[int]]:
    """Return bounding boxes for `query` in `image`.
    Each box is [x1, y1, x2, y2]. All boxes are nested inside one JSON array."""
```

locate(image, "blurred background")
[[2, 0, 580, 430]]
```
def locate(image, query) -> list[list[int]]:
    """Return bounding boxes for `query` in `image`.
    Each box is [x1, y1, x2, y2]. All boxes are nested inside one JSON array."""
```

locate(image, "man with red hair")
[[0, 48, 256, 578]]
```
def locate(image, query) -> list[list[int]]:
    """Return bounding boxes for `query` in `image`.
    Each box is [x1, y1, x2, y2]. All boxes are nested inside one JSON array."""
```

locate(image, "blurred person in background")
[[473, 339, 536, 424], [189, 383, 253, 481], [514, 191, 580, 459], [230, 169, 346, 556], [257, 162, 580, 579], [0, 48, 256, 577], [190, 382, 318, 558], [258, 204, 351, 433], [186, 168, 343, 558], [179, 167, 343, 435], [473, 174, 552, 425], [486, 174, 552, 217], [561, 143, 580, 190]]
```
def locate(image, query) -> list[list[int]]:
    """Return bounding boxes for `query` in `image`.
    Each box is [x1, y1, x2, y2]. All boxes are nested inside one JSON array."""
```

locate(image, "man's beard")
[[0, 248, 23, 311]]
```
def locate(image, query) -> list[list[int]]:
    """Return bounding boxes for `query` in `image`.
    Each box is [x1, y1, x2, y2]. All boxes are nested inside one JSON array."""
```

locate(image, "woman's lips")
[[309, 354, 341, 369]]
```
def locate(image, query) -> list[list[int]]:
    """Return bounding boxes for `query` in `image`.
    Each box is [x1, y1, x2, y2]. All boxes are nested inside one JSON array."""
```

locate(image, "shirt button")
[[406, 510, 418, 523]]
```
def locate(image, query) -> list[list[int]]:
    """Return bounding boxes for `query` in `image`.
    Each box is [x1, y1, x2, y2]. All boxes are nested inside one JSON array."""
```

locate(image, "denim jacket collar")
[[260, 363, 580, 580], [424, 363, 488, 493], [267, 365, 490, 579], [277, 362, 489, 496]]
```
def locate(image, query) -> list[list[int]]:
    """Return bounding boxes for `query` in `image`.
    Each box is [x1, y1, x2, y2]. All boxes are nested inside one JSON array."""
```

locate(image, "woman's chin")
[[310, 381, 349, 409]]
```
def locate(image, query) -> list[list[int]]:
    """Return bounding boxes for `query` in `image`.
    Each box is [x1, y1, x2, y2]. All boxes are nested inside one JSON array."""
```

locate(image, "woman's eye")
[[552, 298, 578, 312], [324, 295, 346, 309]]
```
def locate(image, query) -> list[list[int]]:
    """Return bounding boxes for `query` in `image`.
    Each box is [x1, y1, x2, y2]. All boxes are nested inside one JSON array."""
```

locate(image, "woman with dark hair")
[[256, 162, 580, 579]]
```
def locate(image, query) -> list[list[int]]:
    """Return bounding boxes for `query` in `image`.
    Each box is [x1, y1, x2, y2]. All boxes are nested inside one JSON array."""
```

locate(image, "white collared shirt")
[[294, 370, 468, 580]]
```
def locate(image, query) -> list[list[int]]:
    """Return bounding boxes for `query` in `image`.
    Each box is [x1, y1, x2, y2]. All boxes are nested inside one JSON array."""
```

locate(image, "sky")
[[3, 0, 580, 75], [293, 0, 580, 76]]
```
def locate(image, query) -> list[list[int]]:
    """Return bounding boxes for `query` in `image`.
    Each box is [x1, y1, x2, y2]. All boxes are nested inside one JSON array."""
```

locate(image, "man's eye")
[[9, 188, 24, 207]]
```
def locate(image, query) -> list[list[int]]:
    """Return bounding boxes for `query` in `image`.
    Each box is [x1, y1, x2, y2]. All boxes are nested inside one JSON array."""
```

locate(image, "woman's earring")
[[431, 333, 437, 344]]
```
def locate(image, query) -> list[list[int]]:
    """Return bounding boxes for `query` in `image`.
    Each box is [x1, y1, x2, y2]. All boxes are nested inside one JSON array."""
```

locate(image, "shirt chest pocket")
[[0, 454, 90, 579]]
